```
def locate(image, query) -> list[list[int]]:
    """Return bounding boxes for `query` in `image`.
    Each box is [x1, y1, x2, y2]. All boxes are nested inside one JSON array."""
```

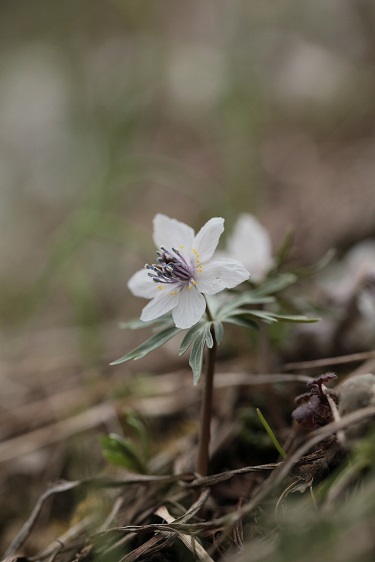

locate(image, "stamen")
[[145, 245, 196, 288]]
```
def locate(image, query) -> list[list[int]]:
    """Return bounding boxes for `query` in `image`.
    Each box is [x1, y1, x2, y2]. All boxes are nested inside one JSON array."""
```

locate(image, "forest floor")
[[1, 301, 375, 562]]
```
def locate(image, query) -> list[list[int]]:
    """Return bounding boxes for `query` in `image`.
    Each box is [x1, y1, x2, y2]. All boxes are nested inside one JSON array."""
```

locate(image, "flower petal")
[[140, 290, 179, 322], [193, 217, 224, 263], [195, 258, 250, 295], [226, 214, 273, 282], [128, 268, 157, 299], [153, 214, 195, 256], [172, 286, 206, 329]]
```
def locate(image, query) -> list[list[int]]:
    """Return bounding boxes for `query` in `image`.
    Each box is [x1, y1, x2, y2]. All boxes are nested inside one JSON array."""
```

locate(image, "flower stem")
[[197, 303, 217, 476]]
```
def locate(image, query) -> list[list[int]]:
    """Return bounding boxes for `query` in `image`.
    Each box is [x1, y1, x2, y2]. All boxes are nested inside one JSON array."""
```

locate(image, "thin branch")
[[186, 462, 280, 488], [284, 349, 375, 371], [156, 505, 214, 562], [29, 517, 91, 562], [5, 481, 83, 557]]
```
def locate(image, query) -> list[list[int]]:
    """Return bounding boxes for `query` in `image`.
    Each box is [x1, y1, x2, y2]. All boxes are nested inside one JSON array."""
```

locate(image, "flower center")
[[146, 247, 196, 287]]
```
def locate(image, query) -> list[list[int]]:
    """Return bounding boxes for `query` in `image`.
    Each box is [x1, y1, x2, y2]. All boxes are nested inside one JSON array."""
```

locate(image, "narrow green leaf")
[[266, 313, 320, 323], [217, 294, 275, 317], [252, 273, 297, 297], [179, 322, 205, 356], [189, 331, 207, 385], [100, 433, 146, 473], [213, 321, 224, 345], [246, 310, 279, 323], [256, 408, 287, 459], [205, 324, 214, 349], [224, 316, 259, 330], [119, 318, 154, 330], [291, 248, 336, 278], [220, 306, 264, 318], [274, 227, 294, 266], [110, 325, 181, 365], [130, 325, 181, 360], [119, 314, 173, 330], [124, 411, 149, 465]]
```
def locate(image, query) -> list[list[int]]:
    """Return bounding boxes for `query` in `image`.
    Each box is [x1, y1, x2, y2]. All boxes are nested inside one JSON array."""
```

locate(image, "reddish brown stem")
[[196, 327, 217, 476]]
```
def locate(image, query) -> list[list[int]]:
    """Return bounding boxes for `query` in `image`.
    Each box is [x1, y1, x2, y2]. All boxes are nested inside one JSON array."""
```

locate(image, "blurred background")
[[1, 0, 375, 548]]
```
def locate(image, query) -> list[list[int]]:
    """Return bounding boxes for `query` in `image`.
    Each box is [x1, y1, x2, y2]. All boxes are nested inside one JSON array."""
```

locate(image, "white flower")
[[128, 214, 250, 329], [225, 213, 273, 283]]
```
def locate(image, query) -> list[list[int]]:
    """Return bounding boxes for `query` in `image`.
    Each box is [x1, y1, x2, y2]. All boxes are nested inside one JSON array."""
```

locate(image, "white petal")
[[153, 214, 195, 256], [195, 258, 250, 295], [140, 290, 179, 322], [193, 217, 224, 263], [172, 286, 206, 329], [226, 214, 273, 282], [128, 268, 157, 299]]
